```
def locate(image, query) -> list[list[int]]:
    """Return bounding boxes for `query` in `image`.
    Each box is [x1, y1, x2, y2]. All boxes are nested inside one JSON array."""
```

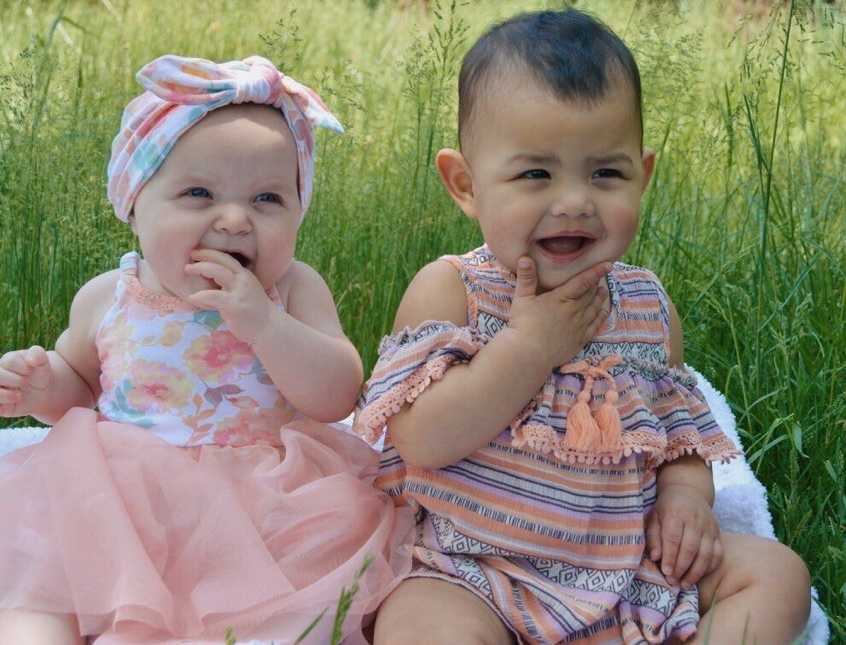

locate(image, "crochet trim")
[[355, 355, 457, 444], [123, 273, 195, 314], [510, 423, 740, 466]]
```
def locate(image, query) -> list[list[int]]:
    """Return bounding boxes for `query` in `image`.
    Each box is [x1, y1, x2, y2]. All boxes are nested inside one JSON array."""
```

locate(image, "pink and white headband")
[[107, 54, 343, 222]]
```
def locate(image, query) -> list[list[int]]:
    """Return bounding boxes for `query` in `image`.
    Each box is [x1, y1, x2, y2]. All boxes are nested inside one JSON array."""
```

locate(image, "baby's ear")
[[435, 148, 477, 219], [640, 149, 656, 193]]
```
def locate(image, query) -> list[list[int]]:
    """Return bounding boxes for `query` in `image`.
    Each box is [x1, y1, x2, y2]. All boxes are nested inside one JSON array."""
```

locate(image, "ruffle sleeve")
[[355, 321, 488, 444], [511, 355, 740, 467]]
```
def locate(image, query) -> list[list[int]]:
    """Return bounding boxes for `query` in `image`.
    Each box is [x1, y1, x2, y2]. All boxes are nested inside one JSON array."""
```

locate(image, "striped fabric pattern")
[[356, 246, 738, 644]]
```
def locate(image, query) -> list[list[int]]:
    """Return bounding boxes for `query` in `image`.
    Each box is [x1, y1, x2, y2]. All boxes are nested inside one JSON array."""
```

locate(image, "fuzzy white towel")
[[0, 368, 829, 644]]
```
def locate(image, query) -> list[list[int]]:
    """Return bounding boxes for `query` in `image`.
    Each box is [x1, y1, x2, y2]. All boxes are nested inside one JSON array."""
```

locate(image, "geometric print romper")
[[357, 245, 738, 644]]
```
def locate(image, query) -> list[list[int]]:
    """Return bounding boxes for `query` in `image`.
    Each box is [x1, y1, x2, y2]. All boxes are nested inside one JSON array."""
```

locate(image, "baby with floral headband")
[[0, 55, 412, 645]]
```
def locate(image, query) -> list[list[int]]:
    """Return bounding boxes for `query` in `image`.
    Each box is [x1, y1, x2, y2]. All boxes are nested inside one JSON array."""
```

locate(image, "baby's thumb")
[[25, 346, 51, 389], [514, 257, 538, 298], [25, 346, 49, 367]]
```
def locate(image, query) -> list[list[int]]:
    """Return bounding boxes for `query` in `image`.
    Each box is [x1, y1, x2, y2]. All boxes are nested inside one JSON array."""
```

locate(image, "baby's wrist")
[[245, 303, 285, 354], [658, 481, 714, 506]]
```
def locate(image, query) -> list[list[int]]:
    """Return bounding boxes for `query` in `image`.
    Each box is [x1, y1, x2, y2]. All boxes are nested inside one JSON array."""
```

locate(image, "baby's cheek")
[[611, 206, 640, 244]]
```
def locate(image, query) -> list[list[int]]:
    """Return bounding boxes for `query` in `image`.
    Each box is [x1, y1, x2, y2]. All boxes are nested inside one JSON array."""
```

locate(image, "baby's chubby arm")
[[254, 261, 362, 422], [0, 271, 116, 424], [646, 296, 721, 588], [387, 256, 611, 469]]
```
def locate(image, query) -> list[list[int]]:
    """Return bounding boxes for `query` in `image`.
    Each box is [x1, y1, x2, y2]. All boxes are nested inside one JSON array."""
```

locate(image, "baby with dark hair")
[[357, 8, 811, 644]]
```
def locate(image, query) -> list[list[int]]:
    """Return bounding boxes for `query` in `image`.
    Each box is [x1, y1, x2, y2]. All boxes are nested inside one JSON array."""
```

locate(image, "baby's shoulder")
[[64, 269, 122, 346], [277, 259, 323, 298], [393, 259, 468, 331], [278, 260, 343, 329], [71, 270, 121, 320]]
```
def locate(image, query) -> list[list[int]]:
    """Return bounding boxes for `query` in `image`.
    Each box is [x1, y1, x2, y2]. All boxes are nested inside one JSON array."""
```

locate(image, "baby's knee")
[[745, 538, 811, 621], [756, 540, 810, 590], [375, 607, 510, 645], [373, 577, 513, 645]]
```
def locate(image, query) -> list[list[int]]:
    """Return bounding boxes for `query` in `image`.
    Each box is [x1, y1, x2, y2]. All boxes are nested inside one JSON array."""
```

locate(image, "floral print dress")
[[0, 252, 413, 645]]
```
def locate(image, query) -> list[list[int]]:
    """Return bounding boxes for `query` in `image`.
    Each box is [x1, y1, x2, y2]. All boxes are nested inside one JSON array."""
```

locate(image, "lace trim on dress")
[[511, 357, 739, 466], [355, 321, 488, 444]]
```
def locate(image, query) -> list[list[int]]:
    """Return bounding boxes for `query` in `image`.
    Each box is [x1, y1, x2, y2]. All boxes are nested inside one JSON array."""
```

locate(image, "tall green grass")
[[1, 0, 844, 638]]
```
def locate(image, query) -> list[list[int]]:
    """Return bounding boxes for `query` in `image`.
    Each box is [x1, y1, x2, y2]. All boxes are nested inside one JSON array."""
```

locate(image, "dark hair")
[[458, 9, 643, 147]]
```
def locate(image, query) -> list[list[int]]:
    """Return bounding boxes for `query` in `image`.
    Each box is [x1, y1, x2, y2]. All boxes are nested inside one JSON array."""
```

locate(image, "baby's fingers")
[[514, 257, 538, 299], [680, 536, 713, 588], [185, 261, 235, 290], [0, 388, 23, 404], [554, 262, 612, 300], [0, 346, 47, 380], [23, 346, 51, 390], [186, 289, 227, 311], [585, 282, 610, 329], [24, 345, 49, 366], [645, 512, 662, 562], [670, 525, 701, 585], [659, 516, 684, 582]]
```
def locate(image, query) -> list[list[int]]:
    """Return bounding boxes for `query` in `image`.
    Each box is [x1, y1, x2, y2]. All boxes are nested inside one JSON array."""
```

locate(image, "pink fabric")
[[107, 55, 343, 223], [0, 408, 413, 644]]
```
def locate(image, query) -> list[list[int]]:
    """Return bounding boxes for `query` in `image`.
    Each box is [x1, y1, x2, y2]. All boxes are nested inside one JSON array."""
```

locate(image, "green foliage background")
[[1, 0, 844, 637]]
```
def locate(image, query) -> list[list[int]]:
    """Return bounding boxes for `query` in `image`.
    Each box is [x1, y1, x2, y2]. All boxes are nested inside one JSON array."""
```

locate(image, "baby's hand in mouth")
[[192, 248, 251, 270]]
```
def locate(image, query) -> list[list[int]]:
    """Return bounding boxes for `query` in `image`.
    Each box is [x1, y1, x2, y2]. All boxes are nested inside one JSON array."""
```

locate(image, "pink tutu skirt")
[[0, 408, 413, 644]]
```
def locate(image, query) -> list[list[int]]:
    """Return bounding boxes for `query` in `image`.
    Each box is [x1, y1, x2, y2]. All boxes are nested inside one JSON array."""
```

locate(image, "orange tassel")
[[563, 379, 600, 451], [595, 388, 622, 452]]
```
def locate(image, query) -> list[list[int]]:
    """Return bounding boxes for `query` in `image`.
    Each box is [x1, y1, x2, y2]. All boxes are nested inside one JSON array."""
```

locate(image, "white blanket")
[[0, 368, 829, 644]]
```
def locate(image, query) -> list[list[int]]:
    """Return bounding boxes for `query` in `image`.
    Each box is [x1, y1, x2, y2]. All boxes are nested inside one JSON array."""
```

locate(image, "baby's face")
[[459, 73, 653, 292], [131, 104, 302, 299]]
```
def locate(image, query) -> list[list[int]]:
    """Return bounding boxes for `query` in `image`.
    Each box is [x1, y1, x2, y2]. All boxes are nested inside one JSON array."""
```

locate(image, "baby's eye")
[[255, 192, 283, 205], [519, 169, 550, 180], [593, 168, 625, 180], [185, 187, 212, 199]]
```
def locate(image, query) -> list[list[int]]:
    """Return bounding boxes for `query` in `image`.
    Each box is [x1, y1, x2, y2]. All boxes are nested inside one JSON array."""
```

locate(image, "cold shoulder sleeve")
[[355, 321, 488, 444]]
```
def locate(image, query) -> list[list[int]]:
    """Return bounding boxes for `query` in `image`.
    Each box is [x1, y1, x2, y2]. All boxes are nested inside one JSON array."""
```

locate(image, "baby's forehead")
[[461, 67, 641, 150], [190, 103, 293, 136]]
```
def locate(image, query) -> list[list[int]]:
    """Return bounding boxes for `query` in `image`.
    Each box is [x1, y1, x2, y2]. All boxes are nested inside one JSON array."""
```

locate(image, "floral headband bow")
[[107, 54, 343, 223]]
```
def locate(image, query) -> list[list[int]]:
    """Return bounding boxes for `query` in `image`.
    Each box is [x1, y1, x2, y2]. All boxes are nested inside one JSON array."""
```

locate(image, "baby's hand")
[[645, 483, 723, 588], [507, 257, 611, 371], [0, 346, 53, 417], [184, 249, 276, 345]]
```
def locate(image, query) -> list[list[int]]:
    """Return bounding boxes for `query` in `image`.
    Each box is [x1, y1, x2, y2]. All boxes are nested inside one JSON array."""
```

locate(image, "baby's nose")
[[551, 186, 595, 218], [213, 205, 252, 234]]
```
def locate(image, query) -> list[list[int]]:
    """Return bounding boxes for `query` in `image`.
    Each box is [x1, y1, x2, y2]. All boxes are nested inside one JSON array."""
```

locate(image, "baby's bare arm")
[[0, 271, 117, 424], [251, 261, 363, 422], [648, 294, 720, 586], [388, 258, 609, 469]]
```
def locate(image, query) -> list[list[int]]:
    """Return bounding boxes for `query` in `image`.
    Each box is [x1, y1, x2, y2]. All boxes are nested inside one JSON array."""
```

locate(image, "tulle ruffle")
[[0, 407, 413, 644]]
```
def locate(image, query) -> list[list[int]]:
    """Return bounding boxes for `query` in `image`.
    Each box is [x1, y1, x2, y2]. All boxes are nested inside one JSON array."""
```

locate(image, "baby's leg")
[[0, 609, 85, 645], [373, 577, 515, 645], [687, 532, 810, 644]]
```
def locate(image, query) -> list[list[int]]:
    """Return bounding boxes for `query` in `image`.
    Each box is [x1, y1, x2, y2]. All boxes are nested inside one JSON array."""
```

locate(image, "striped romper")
[[357, 245, 738, 644]]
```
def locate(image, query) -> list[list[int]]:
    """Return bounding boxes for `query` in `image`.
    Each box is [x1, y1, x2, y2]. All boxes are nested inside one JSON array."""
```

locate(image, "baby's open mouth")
[[538, 235, 592, 255], [226, 251, 251, 268]]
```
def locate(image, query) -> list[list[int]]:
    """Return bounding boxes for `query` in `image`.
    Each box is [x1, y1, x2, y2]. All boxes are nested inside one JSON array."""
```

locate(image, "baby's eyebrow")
[[587, 153, 634, 166], [506, 152, 560, 165]]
